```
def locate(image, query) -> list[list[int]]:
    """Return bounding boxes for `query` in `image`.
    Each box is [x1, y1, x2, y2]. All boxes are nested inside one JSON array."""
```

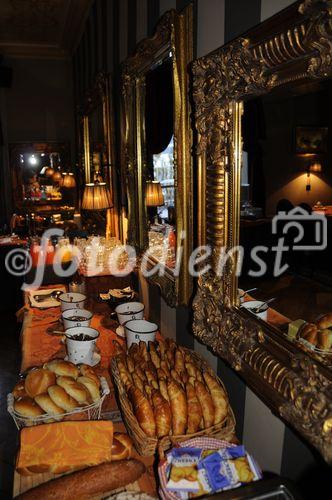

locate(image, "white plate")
[[64, 351, 101, 366], [116, 325, 125, 338]]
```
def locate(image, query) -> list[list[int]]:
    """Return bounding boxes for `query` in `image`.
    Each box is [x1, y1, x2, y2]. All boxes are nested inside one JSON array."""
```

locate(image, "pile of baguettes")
[[116, 339, 229, 438], [12, 360, 101, 419]]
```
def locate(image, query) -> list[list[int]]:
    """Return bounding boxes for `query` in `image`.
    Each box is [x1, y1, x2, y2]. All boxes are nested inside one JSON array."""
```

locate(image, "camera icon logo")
[[272, 206, 327, 251]]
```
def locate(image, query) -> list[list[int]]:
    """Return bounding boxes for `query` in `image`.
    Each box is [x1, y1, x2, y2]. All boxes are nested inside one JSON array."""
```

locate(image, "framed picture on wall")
[[295, 126, 328, 154]]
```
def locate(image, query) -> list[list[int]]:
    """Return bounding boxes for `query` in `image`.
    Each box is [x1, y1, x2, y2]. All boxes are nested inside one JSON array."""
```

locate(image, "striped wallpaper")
[[73, 1, 328, 494]]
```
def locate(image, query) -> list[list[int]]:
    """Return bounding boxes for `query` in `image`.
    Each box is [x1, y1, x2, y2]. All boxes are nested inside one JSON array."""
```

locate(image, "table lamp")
[[82, 182, 113, 238], [146, 180, 164, 225]]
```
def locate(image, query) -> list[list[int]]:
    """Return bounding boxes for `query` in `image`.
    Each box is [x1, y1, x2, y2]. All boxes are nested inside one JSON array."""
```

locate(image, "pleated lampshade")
[[52, 170, 62, 183], [61, 172, 76, 188], [146, 180, 164, 207], [45, 166, 55, 177], [82, 182, 113, 210]]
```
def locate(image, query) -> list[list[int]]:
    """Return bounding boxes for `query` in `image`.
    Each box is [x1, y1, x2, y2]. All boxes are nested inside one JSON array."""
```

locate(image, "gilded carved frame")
[[192, 0, 332, 462], [79, 72, 120, 239], [121, 7, 193, 307]]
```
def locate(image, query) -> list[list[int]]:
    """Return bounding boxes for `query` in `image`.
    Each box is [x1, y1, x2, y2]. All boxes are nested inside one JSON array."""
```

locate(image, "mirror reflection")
[[89, 103, 107, 182], [145, 56, 176, 269], [240, 79, 332, 363]]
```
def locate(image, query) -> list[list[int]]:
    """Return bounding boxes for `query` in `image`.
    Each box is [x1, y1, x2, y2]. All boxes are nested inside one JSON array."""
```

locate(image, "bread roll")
[[195, 380, 215, 429], [111, 433, 133, 460], [152, 390, 171, 438], [56, 376, 91, 405], [34, 393, 64, 416], [300, 323, 318, 345], [45, 359, 79, 379], [14, 397, 45, 417], [48, 385, 78, 412], [167, 379, 187, 435], [128, 386, 156, 437], [203, 372, 228, 424], [79, 364, 100, 387], [317, 313, 332, 330], [25, 369, 56, 398], [317, 329, 332, 350], [15, 460, 146, 500], [186, 382, 202, 434], [13, 380, 27, 399], [77, 376, 100, 403]]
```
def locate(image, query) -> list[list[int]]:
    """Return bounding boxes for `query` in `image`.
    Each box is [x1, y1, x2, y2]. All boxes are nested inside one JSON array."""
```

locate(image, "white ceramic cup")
[[62, 308, 92, 330], [124, 319, 158, 349], [241, 300, 268, 321], [65, 326, 99, 365], [59, 292, 86, 312], [115, 301, 145, 325]]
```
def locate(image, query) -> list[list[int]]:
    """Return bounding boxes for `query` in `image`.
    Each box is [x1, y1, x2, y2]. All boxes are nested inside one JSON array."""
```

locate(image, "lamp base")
[[106, 208, 112, 240]]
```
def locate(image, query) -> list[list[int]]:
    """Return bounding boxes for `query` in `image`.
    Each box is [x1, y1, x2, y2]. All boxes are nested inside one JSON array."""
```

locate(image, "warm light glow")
[[29, 155, 37, 165], [60, 172, 76, 188], [309, 161, 322, 173], [45, 166, 55, 177], [146, 180, 164, 207], [52, 170, 62, 183], [82, 182, 113, 210]]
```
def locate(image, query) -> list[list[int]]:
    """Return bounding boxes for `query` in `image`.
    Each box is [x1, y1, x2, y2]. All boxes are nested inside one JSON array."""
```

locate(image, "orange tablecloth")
[[20, 308, 121, 373], [17, 289, 158, 498]]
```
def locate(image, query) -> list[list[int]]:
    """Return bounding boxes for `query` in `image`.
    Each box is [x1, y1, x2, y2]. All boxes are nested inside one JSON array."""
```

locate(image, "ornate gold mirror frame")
[[121, 8, 193, 306], [192, 0, 332, 463], [79, 72, 120, 239]]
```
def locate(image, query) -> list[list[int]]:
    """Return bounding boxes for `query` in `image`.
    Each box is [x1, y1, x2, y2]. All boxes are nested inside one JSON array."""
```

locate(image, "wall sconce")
[[146, 180, 164, 225], [306, 159, 322, 191]]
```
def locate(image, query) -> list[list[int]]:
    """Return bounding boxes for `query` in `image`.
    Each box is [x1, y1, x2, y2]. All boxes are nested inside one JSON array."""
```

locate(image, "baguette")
[[15, 459, 146, 500]]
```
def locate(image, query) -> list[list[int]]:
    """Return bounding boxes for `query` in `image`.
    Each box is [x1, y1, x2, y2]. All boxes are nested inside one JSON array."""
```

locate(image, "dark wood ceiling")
[[0, 0, 92, 59]]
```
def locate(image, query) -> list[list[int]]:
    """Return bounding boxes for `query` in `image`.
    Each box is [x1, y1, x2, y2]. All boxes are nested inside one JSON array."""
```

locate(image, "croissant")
[[138, 341, 150, 362], [157, 368, 167, 381], [175, 349, 185, 374], [167, 379, 187, 435], [132, 373, 144, 393], [185, 362, 196, 379], [159, 379, 169, 403], [118, 360, 133, 389], [186, 382, 203, 434], [203, 372, 228, 424], [150, 349, 161, 369], [152, 390, 172, 437], [126, 356, 135, 374], [195, 380, 215, 429], [160, 359, 170, 378], [166, 350, 175, 369], [128, 386, 156, 437], [158, 340, 166, 359], [135, 365, 146, 382]]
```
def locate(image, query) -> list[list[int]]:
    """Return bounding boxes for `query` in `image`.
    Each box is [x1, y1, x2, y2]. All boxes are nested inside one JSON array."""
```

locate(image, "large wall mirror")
[[121, 7, 193, 306], [192, 0, 332, 462], [79, 73, 120, 239]]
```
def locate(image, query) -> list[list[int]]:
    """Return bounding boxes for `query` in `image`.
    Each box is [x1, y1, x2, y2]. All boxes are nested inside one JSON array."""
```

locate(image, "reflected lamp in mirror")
[[306, 159, 322, 191], [146, 180, 164, 226], [60, 172, 76, 188], [146, 180, 164, 207], [82, 182, 113, 238], [52, 169, 62, 183], [45, 166, 55, 178]]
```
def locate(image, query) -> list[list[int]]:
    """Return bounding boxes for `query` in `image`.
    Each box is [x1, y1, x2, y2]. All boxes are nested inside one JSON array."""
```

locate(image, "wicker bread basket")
[[7, 376, 110, 430], [111, 349, 236, 456]]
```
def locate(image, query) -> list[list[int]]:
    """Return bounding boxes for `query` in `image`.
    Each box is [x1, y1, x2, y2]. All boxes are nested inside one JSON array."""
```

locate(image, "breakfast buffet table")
[[13, 283, 158, 498]]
